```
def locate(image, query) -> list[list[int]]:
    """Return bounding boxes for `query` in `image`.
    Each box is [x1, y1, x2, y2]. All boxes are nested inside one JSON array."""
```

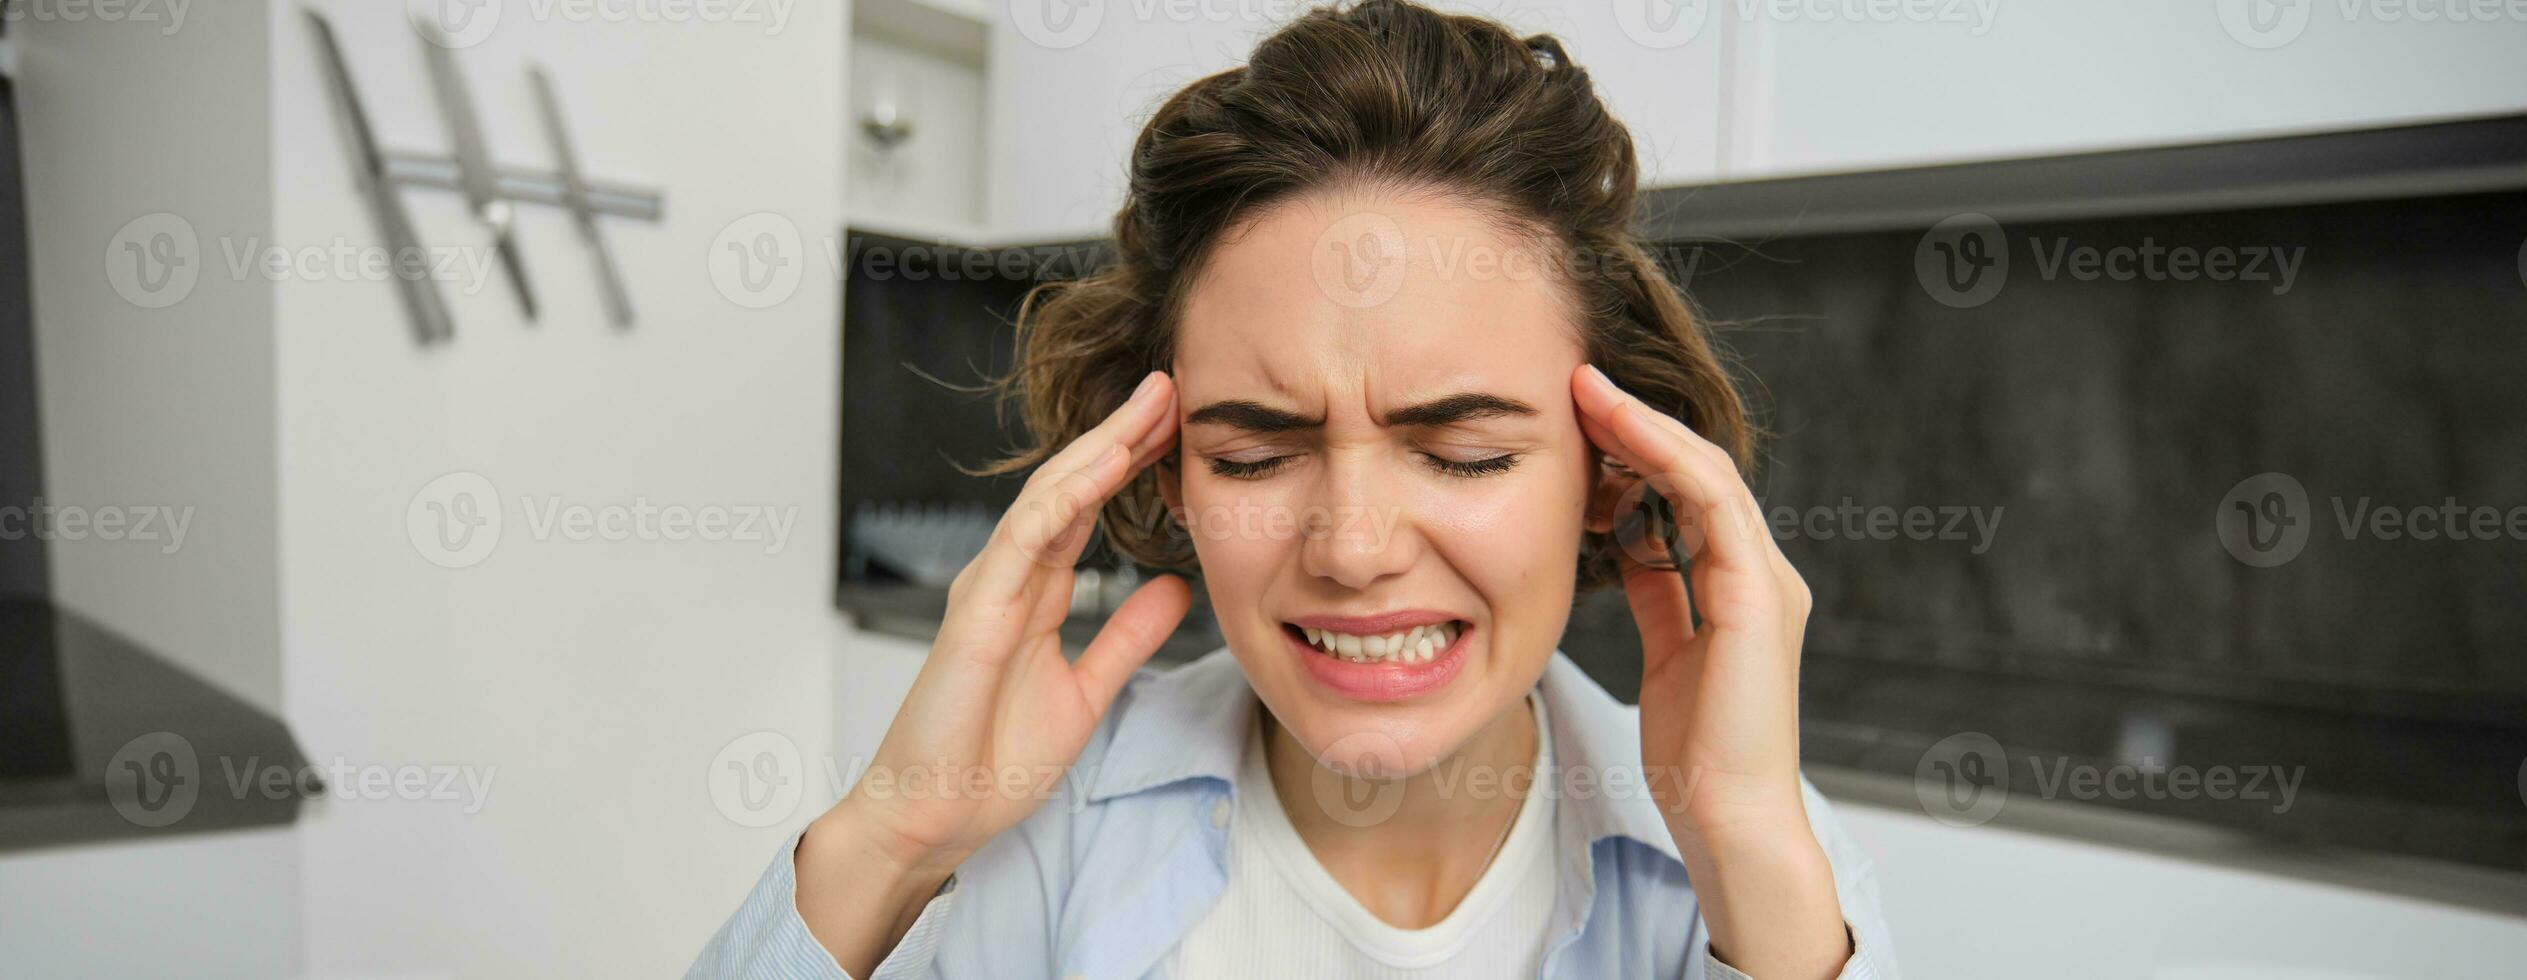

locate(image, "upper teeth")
[[1300, 622, 1458, 664]]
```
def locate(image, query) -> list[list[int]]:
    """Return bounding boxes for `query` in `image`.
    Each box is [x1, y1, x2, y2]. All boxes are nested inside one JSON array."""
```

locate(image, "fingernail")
[[1582, 364, 1613, 390], [1132, 372, 1163, 401]]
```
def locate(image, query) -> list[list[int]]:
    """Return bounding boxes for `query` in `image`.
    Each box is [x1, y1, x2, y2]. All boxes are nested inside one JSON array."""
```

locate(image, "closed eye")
[[1206, 455, 1296, 479], [1203, 451, 1523, 479], [1423, 452, 1520, 477]]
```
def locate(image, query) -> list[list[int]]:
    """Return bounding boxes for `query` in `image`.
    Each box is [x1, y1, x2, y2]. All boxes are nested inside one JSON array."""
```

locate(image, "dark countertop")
[[838, 578, 2527, 905], [0, 598, 312, 852]]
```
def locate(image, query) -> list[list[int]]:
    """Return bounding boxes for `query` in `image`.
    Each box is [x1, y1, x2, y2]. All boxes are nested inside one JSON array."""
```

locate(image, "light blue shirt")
[[689, 648, 1898, 979]]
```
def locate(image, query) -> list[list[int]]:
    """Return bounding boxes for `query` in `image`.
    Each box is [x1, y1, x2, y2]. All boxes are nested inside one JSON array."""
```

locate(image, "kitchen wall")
[[6, 1, 2523, 977], [269, 2, 846, 976], [5, 1, 849, 976]]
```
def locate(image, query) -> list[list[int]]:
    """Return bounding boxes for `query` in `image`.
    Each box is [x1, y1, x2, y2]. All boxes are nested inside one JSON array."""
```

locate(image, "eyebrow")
[[1184, 392, 1539, 431]]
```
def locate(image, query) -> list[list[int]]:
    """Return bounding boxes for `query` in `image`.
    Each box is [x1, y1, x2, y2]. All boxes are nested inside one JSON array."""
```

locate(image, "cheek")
[[1179, 473, 1304, 576], [1413, 457, 1592, 592]]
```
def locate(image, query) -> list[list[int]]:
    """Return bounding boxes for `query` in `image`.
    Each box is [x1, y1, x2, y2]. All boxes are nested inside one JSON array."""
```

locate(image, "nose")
[[1297, 446, 1422, 590]]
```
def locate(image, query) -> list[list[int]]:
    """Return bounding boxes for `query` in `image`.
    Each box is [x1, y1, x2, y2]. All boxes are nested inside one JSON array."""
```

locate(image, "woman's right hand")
[[796, 371, 1190, 973]]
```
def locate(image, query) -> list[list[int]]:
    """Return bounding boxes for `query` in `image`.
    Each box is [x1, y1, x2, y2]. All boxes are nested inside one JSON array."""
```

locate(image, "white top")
[[1168, 692, 1558, 979]]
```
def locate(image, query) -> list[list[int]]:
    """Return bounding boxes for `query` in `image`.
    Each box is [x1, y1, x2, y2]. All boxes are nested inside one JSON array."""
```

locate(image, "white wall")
[[0, 829, 299, 980], [1835, 800, 2527, 979], [267, 1, 849, 976]]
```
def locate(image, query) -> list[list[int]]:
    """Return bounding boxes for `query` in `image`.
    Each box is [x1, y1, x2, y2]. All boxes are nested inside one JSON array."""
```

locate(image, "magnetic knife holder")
[[304, 8, 665, 345]]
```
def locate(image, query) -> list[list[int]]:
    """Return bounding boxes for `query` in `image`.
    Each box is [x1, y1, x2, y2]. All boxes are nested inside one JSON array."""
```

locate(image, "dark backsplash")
[[839, 191, 2527, 723], [1678, 190, 2527, 721]]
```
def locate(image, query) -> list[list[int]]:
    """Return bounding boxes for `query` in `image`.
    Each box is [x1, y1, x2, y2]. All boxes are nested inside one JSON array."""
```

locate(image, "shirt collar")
[[1087, 646, 1684, 869]]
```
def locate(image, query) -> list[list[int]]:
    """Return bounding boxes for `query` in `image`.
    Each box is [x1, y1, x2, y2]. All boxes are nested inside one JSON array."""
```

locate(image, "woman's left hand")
[[1571, 364, 1850, 979]]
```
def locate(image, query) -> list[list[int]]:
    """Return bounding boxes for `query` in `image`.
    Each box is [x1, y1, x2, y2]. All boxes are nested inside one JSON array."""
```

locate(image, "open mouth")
[[1279, 616, 1474, 701], [1282, 620, 1465, 664]]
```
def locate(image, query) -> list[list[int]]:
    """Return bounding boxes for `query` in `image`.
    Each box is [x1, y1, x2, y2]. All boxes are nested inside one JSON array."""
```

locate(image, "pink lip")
[[1282, 618, 1472, 702]]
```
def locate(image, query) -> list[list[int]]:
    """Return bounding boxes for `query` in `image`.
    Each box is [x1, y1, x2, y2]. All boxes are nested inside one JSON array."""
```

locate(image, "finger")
[[1074, 574, 1193, 715], [1040, 371, 1176, 477], [1574, 364, 1736, 470], [1578, 411, 1636, 533], [1621, 552, 1700, 656], [1043, 385, 1179, 573], [1572, 366, 1766, 574], [1125, 386, 1180, 470], [961, 373, 1175, 606]]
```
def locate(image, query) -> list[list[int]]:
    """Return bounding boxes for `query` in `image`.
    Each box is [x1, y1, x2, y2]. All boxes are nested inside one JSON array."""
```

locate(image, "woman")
[[694, 2, 1894, 977]]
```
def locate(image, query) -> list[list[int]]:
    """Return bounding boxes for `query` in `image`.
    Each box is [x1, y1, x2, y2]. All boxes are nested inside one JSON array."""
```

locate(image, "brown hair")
[[977, 0, 1751, 591]]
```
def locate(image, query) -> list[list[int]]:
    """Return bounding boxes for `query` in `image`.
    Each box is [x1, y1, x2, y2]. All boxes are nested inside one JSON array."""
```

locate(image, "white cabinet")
[[952, 1, 2527, 242], [983, 6, 1254, 242], [850, 0, 994, 241], [980, 1, 1732, 243], [1725, 0, 2527, 179]]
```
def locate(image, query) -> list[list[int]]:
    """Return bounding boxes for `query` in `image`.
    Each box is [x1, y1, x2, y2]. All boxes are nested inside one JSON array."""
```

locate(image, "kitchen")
[[3, 2, 2526, 977]]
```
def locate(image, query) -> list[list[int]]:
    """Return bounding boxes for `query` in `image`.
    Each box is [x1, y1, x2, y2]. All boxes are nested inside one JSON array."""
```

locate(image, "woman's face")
[[1161, 185, 1595, 778]]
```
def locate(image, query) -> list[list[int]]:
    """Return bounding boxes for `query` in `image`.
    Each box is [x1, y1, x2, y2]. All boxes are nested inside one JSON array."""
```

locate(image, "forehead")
[[1173, 187, 1584, 408]]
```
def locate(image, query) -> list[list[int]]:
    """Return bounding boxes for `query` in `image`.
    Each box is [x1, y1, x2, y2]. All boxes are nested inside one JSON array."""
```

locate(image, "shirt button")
[[1210, 798, 1231, 828]]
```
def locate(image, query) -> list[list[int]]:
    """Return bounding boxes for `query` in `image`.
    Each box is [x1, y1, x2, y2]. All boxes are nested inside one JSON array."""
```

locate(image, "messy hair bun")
[[978, 0, 1752, 591]]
